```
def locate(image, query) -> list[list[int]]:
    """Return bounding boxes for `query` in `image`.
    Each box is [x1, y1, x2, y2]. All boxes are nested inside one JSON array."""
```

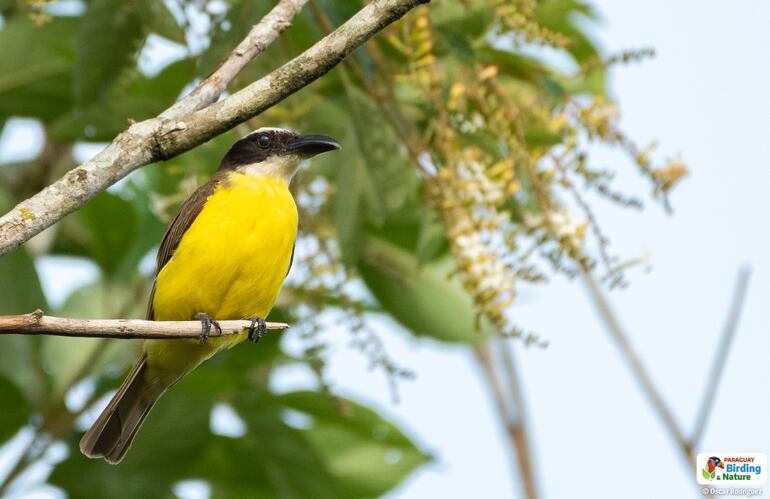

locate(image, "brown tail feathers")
[[79, 355, 165, 464]]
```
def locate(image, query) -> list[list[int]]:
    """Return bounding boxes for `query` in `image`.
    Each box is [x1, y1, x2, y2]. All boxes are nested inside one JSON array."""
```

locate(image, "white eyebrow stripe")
[[248, 127, 294, 135]]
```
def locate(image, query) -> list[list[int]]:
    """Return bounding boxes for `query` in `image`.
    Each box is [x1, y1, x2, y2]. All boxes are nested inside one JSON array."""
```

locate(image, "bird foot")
[[247, 317, 267, 343], [198, 312, 222, 345]]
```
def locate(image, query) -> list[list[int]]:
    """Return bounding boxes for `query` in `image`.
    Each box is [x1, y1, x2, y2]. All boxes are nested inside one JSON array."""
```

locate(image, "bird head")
[[219, 127, 340, 181], [707, 457, 725, 472]]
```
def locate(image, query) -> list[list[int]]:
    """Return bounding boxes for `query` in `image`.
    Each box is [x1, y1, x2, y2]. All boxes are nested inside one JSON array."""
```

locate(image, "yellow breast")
[[152, 172, 297, 323]]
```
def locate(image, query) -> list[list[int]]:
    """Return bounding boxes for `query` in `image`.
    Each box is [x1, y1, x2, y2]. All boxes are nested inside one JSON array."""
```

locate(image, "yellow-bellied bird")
[[80, 128, 340, 463]]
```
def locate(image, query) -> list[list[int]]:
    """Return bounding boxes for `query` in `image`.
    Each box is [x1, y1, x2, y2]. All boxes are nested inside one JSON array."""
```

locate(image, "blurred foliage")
[[0, 0, 686, 496]]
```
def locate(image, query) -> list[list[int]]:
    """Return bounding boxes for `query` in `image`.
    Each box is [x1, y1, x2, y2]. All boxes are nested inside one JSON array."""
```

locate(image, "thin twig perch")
[[0, 310, 288, 340]]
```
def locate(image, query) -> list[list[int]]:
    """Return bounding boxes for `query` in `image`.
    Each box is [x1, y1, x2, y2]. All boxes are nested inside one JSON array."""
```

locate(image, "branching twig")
[[583, 268, 752, 499], [690, 266, 751, 448], [0, 310, 288, 339], [0, 0, 428, 257], [582, 272, 691, 460], [161, 0, 308, 119]]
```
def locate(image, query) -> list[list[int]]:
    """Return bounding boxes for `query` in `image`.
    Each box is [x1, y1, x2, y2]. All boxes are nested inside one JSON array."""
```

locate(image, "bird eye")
[[256, 134, 271, 148]]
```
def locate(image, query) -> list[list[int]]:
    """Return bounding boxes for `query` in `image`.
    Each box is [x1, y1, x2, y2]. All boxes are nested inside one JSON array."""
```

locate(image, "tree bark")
[[0, 310, 288, 339]]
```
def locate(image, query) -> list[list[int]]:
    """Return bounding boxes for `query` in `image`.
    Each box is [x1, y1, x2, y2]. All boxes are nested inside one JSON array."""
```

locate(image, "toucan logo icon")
[[702, 456, 725, 481]]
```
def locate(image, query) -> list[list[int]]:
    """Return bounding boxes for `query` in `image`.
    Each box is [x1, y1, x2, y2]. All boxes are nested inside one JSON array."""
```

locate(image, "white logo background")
[[696, 453, 767, 485]]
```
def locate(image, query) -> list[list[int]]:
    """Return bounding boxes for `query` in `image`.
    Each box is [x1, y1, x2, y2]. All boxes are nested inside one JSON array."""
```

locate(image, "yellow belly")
[[144, 172, 297, 381]]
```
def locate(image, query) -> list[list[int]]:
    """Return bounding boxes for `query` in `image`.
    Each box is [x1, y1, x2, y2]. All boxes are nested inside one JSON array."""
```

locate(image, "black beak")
[[287, 134, 341, 157]]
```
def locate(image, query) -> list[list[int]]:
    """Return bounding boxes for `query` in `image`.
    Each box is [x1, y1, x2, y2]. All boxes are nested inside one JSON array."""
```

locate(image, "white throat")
[[237, 154, 302, 183]]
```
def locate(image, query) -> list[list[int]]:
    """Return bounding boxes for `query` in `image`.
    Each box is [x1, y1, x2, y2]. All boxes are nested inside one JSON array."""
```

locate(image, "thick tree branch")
[[0, 0, 428, 257], [0, 310, 288, 339]]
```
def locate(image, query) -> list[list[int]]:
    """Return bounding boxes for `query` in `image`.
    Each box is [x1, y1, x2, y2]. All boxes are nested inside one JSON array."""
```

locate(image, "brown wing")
[[286, 242, 295, 277], [146, 173, 225, 320]]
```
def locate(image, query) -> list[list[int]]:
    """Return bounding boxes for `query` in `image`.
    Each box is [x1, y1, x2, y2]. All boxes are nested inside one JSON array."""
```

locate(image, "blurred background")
[[0, 0, 767, 498]]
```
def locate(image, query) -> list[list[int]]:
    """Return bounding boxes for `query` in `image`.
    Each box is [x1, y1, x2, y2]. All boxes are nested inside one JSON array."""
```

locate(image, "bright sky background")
[[325, 1, 770, 497], [1, 1, 768, 498]]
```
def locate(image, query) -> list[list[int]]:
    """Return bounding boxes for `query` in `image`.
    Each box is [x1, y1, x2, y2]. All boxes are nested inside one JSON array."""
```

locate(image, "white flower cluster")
[[524, 207, 586, 252], [434, 158, 521, 335]]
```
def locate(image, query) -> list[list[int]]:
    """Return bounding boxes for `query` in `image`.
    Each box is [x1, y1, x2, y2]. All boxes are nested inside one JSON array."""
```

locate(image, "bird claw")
[[198, 312, 222, 345], [247, 317, 267, 343]]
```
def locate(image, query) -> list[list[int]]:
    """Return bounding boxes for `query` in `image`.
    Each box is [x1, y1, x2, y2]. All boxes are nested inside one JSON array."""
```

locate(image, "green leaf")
[[74, 0, 146, 105], [461, 129, 505, 160], [144, 1, 185, 44], [304, 96, 380, 265], [52, 341, 350, 499], [43, 280, 140, 399], [539, 75, 567, 99], [358, 234, 493, 343], [199, 0, 274, 78], [0, 16, 78, 119], [206, 392, 344, 499], [51, 57, 196, 142], [52, 363, 422, 498], [311, 0, 361, 27], [702, 469, 710, 480], [333, 152, 372, 265], [51, 389, 213, 499], [42, 336, 110, 399], [478, 48, 550, 85], [560, 67, 606, 96], [434, 26, 476, 63], [345, 89, 418, 217], [0, 0, 16, 15], [0, 247, 48, 405], [0, 248, 48, 314], [52, 191, 138, 276], [524, 127, 564, 149], [0, 376, 29, 442], [312, 88, 419, 265], [279, 391, 430, 497], [116, 185, 166, 277], [535, 0, 601, 64], [432, 2, 495, 40], [415, 209, 449, 264]]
